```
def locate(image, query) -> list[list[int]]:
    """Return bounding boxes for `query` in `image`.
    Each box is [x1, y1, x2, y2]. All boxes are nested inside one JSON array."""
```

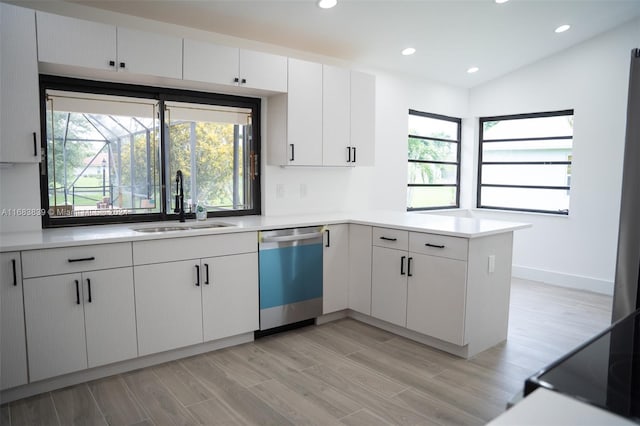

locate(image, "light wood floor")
[[1, 278, 612, 426]]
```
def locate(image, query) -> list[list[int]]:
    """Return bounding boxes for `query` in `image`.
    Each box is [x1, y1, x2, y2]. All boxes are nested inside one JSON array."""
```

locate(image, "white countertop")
[[0, 211, 530, 252], [487, 388, 637, 426]]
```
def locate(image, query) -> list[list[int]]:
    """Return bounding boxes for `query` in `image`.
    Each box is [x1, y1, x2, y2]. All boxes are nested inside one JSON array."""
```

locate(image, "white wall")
[[468, 18, 640, 295], [0, 164, 41, 232]]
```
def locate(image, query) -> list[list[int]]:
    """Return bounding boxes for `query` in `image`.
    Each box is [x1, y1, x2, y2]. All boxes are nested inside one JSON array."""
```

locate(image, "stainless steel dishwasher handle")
[[261, 232, 323, 243]]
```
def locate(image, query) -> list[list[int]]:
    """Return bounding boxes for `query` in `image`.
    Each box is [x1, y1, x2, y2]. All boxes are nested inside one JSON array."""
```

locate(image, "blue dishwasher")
[[258, 226, 323, 330]]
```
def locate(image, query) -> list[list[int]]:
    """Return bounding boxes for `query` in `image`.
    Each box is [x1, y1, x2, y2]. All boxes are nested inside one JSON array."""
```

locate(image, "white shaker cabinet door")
[[24, 273, 88, 382], [322, 65, 351, 167], [350, 70, 376, 166], [134, 260, 204, 356], [371, 246, 408, 327], [0, 4, 40, 163], [323, 224, 349, 313], [183, 39, 239, 86], [407, 253, 468, 345], [36, 11, 117, 71], [83, 267, 138, 368], [116, 27, 183, 79], [239, 49, 288, 92], [202, 253, 259, 342], [0, 252, 28, 390]]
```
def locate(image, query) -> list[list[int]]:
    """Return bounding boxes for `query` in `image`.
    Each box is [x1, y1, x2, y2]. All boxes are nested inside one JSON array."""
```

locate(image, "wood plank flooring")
[[1, 278, 612, 426]]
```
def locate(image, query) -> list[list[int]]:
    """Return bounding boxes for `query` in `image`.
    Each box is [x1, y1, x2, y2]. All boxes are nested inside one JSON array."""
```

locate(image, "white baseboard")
[[512, 265, 614, 295]]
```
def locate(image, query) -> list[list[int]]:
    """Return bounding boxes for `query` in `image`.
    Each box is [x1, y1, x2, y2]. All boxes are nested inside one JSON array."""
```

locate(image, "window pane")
[[482, 139, 572, 162], [409, 163, 457, 185], [408, 114, 458, 140], [483, 114, 573, 140], [46, 91, 160, 218], [408, 138, 457, 162], [166, 102, 253, 213], [408, 186, 457, 209], [482, 164, 570, 187], [480, 186, 569, 213]]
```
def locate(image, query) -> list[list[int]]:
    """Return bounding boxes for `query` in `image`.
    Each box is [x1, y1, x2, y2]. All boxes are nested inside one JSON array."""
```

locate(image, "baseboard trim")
[[512, 265, 614, 295]]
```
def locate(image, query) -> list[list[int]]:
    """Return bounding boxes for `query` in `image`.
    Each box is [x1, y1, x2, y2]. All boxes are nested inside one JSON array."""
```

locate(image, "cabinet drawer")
[[409, 232, 468, 261], [22, 242, 132, 278], [133, 231, 258, 265], [372, 227, 408, 250]]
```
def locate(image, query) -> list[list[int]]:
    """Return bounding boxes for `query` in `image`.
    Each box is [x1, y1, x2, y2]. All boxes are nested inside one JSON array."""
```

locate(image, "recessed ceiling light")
[[495, 0, 510, 4], [402, 47, 416, 56], [467, 67, 479, 74], [555, 24, 571, 33], [317, 0, 337, 9]]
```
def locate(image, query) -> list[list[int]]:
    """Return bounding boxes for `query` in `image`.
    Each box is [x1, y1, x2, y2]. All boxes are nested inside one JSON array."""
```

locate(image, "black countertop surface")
[[525, 308, 640, 423]]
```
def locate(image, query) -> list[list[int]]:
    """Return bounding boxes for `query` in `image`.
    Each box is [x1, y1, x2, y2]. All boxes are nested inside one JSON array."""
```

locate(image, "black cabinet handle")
[[380, 236, 397, 242], [11, 259, 17, 286], [400, 256, 406, 276], [290, 144, 295, 161], [87, 278, 92, 303], [33, 132, 38, 156], [353, 147, 357, 163], [408, 257, 413, 277], [195, 264, 200, 286], [119, 62, 125, 69], [347, 146, 352, 163], [241, 78, 247, 84], [109, 60, 115, 67], [325, 229, 330, 247], [204, 263, 210, 285], [425, 243, 445, 249], [234, 77, 239, 83], [68, 257, 95, 263], [75, 280, 80, 305]]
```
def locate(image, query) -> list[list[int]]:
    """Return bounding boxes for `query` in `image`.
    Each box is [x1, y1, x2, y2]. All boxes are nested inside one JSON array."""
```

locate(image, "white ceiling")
[[67, 0, 640, 88]]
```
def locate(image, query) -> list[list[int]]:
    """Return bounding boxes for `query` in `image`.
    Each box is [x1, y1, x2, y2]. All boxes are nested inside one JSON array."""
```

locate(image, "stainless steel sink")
[[131, 222, 235, 233]]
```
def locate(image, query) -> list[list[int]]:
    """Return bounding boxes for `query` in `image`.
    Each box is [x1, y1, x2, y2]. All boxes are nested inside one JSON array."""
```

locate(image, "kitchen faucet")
[[174, 170, 185, 222]]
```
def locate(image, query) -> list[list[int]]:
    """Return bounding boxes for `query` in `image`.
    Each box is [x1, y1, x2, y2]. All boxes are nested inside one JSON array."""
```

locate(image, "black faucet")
[[174, 170, 185, 222]]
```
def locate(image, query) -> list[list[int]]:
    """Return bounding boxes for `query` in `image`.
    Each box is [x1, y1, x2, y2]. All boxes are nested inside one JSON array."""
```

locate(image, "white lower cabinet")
[[323, 224, 349, 314], [23, 267, 137, 382], [371, 246, 408, 327], [134, 260, 204, 356], [133, 233, 259, 356], [202, 253, 259, 342], [348, 224, 372, 315], [406, 253, 467, 345], [1, 253, 28, 390]]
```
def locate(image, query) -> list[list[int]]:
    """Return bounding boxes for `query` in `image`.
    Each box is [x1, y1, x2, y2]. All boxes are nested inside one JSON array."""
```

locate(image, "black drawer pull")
[[425, 243, 445, 249], [12, 259, 17, 286], [347, 146, 352, 163], [400, 256, 406, 275], [380, 237, 397, 242], [352, 147, 357, 163], [290, 144, 295, 161], [325, 229, 331, 247], [68, 256, 95, 263], [204, 263, 210, 285], [408, 257, 413, 277], [87, 278, 92, 303], [33, 132, 38, 156], [75, 280, 80, 305], [195, 264, 200, 286]]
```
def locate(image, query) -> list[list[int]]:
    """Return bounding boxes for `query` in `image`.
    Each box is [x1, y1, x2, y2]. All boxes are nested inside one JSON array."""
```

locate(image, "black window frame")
[[39, 75, 261, 228], [407, 109, 462, 211], [477, 109, 573, 215]]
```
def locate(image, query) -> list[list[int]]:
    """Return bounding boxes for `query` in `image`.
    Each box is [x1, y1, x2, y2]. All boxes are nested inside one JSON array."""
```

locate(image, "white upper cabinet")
[[268, 58, 323, 166], [183, 39, 239, 86], [322, 65, 351, 167], [117, 27, 182, 79], [350, 70, 376, 166], [36, 11, 117, 71], [183, 40, 287, 92], [36, 11, 182, 79], [239, 49, 288, 92], [0, 3, 40, 163]]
